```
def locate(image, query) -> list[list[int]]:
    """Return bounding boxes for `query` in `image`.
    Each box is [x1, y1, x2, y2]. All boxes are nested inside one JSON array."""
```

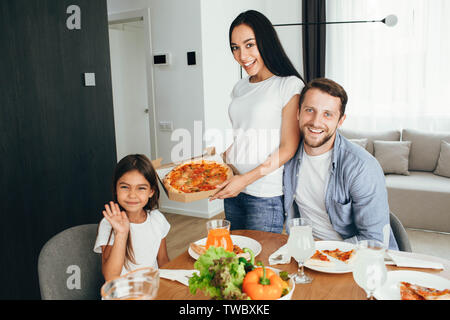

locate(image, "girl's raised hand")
[[102, 201, 130, 235]]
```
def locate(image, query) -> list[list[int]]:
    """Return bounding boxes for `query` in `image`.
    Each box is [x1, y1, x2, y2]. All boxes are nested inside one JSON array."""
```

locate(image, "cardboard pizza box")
[[151, 147, 234, 203]]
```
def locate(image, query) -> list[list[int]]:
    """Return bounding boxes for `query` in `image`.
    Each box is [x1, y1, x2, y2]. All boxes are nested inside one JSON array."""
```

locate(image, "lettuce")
[[188, 246, 248, 300]]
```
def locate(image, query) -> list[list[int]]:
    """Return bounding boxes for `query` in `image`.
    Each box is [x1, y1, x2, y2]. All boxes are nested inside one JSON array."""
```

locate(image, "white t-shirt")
[[226, 75, 303, 197], [295, 149, 343, 241], [93, 209, 170, 275]]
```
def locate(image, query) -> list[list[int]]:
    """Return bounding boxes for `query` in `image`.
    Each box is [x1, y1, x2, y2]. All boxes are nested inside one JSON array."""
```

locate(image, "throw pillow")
[[434, 140, 450, 178], [373, 140, 412, 175], [349, 138, 368, 150], [338, 128, 401, 155], [402, 129, 450, 171]]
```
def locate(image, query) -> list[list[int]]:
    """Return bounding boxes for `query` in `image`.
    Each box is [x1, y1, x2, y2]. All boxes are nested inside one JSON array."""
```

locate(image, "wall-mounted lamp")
[[239, 15, 398, 79], [272, 14, 398, 27]]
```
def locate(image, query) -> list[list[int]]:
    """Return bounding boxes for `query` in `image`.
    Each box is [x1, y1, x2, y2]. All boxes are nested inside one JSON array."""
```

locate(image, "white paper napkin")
[[386, 251, 444, 270], [159, 269, 199, 286], [268, 244, 291, 265]]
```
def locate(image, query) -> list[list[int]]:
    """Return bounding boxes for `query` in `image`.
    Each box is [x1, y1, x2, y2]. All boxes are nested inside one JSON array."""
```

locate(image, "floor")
[[163, 211, 450, 261], [405, 228, 450, 260]]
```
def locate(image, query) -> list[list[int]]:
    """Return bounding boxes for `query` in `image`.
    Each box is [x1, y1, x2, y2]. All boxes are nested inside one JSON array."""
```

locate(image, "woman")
[[210, 10, 305, 233]]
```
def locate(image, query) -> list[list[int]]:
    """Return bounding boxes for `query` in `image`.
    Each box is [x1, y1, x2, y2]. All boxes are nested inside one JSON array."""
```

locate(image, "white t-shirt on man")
[[226, 75, 304, 197], [295, 149, 343, 241], [93, 209, 170, 275]]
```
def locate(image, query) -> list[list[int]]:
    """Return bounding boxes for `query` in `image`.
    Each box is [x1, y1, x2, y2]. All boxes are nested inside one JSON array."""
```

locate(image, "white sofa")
[[339, 128, 450, 233]]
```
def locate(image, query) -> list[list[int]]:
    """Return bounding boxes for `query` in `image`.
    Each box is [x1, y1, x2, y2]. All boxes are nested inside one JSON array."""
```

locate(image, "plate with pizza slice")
[[163, 159, 233, 195], [373, 270, 450, 300], [304, 241, 356, 274], [188, 235, 262, 260]]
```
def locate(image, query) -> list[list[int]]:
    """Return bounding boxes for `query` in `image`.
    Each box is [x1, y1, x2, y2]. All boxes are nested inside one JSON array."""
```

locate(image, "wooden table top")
[[156, 229, 450, 300]]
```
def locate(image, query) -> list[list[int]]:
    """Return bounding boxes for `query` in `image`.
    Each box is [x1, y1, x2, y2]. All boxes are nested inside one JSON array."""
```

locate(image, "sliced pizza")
[[322, 248, 356, 264], [400, 281, 450, 300], [164, 160, 232, 194], [190, 243, 206, 256], [306, 250, 336, 267]]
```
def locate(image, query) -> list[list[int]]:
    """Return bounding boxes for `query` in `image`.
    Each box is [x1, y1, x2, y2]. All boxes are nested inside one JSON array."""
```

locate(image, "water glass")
[[287, 218, 315, 284], [101, 267, 160, 300], [352, 240, 387, 300]]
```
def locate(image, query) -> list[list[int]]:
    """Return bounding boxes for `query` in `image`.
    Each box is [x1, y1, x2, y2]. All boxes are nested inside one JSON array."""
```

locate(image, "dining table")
[[156, 229, 450, 300]]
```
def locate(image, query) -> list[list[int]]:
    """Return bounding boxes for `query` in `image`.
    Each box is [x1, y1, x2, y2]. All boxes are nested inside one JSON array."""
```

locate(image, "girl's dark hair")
[[229, 10, 306, 85], [112, 154, 160, 212], [106, 154, 160, 271]]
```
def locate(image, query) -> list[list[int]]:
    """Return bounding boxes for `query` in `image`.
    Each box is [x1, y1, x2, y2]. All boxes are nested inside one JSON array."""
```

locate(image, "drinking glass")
[[101, 267, 160, 300], [206, 219, 233, 251], [352, 240, 387, 300], [287, 218, 315, 284]]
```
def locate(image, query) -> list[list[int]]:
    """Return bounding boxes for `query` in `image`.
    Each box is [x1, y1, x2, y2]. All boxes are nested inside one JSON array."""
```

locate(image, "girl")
[[210, 10, 305, 233], [94, 154, 170, 281]]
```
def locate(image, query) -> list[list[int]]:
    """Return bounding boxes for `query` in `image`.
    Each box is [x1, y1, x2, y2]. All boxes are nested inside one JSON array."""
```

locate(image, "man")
[[283, 78, 399, 250]]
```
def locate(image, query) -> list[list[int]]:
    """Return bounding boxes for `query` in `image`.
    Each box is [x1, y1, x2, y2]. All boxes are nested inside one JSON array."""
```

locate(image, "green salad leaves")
[[188, 246, 249, 300]]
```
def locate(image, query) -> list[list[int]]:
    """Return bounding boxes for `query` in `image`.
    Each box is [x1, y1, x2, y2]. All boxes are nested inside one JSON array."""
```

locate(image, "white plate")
[[304, 240, 356, 274], [373, 270, 450, 300], [188, 235, 262, 260]]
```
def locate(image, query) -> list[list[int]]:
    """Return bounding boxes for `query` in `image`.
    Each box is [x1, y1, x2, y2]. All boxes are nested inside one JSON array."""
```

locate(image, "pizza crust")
[[307, 250, 336, 267], [323, 249, 356, 264], [307, 258, 336, 268]]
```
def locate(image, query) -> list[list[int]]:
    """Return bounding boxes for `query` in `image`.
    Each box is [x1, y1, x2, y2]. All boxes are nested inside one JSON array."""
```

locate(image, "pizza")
[[307, 250, 335, 267], [306, 248, 355, 267], [400, 281, 450, 300], [163, 160, 232, 193], [190, 243, 206, 256], [322, 248, 356, 264]]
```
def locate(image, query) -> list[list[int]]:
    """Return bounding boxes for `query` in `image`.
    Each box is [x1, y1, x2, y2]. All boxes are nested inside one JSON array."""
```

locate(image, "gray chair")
[[38, 224, 104, 300], [390, 212, 412, 252]]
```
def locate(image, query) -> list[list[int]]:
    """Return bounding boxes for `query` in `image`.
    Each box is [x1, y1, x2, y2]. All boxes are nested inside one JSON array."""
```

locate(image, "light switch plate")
[[159, 121, 173, 132], [84, 73, 96, 86]]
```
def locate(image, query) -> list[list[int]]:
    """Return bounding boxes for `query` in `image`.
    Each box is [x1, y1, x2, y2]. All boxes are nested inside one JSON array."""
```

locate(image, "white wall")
[[108, 0, 205, 164]]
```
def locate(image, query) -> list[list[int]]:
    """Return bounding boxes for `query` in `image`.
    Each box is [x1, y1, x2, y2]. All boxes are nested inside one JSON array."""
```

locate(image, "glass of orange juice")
[[206, 219, 233, 252]]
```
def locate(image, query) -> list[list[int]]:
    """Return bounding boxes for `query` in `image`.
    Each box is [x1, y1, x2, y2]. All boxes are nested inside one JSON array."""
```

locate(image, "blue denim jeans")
[[224, 193, 285, 234]]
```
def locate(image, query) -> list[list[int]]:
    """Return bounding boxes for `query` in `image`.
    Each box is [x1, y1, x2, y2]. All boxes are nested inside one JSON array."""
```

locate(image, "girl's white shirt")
[[94, 209, 170, 275], [226, 75, 304, 197]]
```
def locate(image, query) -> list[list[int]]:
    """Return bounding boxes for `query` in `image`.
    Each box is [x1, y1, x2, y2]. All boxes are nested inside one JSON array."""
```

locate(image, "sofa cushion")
[[385, 172, 450, 232], [349, 138, 368, 149], [402, 129, 450, 172], [339, 129, 401, 155], [374, 140, 411, 175], [434, 140, 450, 178], [385, 171, 450, 193]]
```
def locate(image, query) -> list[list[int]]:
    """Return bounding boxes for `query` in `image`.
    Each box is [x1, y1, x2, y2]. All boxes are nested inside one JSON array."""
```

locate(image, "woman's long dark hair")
[[229, 10, 306, 85]]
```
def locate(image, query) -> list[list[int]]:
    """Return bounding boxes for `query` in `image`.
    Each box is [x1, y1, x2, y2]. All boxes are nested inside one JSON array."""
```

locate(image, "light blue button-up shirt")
[[283, 132, 399, 250]]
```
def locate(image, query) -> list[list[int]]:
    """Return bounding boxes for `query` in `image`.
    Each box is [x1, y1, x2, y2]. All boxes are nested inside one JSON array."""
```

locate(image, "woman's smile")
[[242, 59, 256, 71]]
